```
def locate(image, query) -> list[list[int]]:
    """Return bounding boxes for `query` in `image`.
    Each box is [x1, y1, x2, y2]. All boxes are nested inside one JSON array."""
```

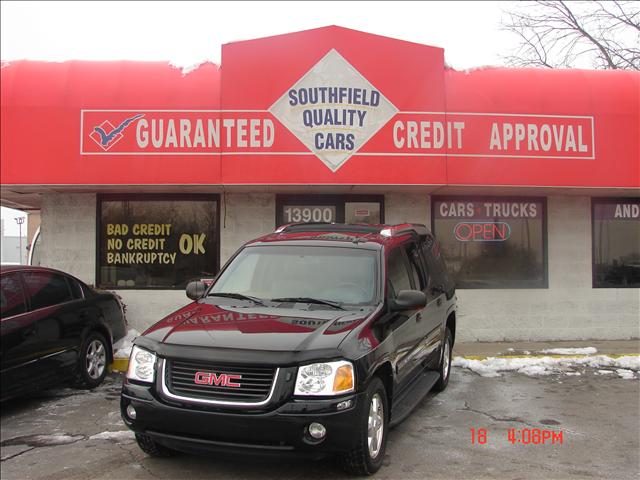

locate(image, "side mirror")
[[186, 281, 207, 300], [389, 290, 427, 311]]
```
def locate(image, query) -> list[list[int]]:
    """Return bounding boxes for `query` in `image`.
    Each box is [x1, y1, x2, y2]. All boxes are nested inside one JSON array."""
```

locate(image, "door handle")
[[437, 298, 442, 307], [416, 313, 422, 322]]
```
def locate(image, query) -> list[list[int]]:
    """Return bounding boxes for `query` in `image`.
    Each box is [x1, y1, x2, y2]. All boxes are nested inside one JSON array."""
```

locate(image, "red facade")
[[1, 26, 638, 188]]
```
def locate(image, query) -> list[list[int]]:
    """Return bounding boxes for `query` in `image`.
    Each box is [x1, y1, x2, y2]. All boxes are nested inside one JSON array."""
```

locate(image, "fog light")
[[126, 404, 137, 420], [336, 399, 353, 411], [308, 422, 326, 439]]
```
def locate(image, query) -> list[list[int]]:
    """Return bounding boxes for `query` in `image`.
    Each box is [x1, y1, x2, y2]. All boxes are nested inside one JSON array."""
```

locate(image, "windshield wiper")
[[270, 297, 345, 310], [207, 292, 265, 306]]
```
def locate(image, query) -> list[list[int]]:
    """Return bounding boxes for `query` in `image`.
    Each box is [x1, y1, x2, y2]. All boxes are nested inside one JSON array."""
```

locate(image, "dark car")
[[1, 265, 127, 401], [121, 223, 456, 475]]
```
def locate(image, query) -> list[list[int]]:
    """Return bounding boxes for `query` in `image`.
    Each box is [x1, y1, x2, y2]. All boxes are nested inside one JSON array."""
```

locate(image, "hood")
[[142, 299, 374, 352]]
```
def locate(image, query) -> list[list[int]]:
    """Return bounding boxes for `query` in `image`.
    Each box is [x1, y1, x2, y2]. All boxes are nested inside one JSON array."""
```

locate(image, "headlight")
[[294, 360, 355, 396], [126, 346, 157, 383]]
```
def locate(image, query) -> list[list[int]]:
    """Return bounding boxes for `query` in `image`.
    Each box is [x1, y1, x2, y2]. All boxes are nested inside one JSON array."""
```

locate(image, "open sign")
[[454, 222, 511, 242]]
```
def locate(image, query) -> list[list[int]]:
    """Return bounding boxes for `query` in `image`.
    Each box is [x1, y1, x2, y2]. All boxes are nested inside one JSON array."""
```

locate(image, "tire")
[[135, 434, 177, 457], [433, 327, 452, 392], [340, 377, 388, 476], [75, 331, 109, 389]]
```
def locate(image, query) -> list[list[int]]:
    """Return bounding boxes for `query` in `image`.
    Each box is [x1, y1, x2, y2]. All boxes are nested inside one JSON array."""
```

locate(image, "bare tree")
[[503, 1, 640, 70]]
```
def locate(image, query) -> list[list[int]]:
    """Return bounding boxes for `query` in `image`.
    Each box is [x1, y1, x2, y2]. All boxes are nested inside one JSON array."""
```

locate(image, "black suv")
[[121, 223, 456, 475]]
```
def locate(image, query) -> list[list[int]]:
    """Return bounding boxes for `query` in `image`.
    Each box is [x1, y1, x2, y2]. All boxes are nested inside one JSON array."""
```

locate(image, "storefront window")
[[432, 197, 547, 289], [592, 198, 640, 288], [98, 195, 219, 289], [282, 205, 336, 224], [276, 195, 383, 227]]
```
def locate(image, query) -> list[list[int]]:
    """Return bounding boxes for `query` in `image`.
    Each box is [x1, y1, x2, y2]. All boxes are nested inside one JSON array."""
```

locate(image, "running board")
[[389, 371, 440, 428]]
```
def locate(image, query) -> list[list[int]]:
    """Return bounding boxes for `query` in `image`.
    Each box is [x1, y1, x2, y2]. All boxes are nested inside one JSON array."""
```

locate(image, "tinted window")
[[345, 202, 381, 224], [420, 238, 437, 284], [387, 248, 412, 297], [433, 197, 547, 288], [276, 194, 384, 227], [405, 244, 426, 290], [593, 198, 640, 288], [98, 196, 219, 289], [1, 273, 27, 317], [23, 271, 73, 310], [67, 277, 84, 299], [80, 283, 93, 297]]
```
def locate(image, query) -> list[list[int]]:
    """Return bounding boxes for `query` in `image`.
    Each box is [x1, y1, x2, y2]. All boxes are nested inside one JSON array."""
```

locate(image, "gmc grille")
[[165, 359, 277, 404]]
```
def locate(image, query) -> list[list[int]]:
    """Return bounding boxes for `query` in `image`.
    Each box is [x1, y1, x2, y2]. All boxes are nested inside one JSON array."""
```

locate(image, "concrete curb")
[[109, 358, 129, 373]]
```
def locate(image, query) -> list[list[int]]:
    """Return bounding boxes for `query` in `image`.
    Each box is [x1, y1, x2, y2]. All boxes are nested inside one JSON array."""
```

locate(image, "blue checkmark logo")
[[93, 114, 144, 146]]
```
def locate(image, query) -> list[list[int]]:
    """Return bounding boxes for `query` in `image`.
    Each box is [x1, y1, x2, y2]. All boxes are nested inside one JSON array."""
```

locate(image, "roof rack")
[[274, 222, 429, 237], [275, 222, 333, 233], [379, 223, 429, 237], [275, 223, 381, 234]]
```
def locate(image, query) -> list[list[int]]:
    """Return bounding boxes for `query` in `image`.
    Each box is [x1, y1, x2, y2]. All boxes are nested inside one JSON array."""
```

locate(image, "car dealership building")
[[1, 26, 638, 341]]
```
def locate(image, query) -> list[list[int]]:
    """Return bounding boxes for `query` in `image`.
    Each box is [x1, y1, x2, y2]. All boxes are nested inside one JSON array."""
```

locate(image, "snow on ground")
[[539, 347, 598, 355], [113, 329, 140, 358], [89, 430, 135, 442], [7, 434, 85, 447], [517, 365, 554, 376], [453, 354, 639, 379]]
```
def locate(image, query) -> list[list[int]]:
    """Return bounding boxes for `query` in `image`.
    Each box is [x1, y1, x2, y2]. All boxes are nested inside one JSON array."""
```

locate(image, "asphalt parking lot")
[[1, 368, 638, 480]]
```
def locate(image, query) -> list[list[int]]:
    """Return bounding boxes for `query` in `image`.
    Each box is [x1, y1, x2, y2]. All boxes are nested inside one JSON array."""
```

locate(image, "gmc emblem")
[[194, 371, 242, 388]]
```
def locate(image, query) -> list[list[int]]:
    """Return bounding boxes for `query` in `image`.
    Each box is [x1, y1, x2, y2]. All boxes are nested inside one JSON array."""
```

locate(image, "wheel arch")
[[446, 311, 456, 346], [82, 324, 114, 364], [371, 362, 394, 410]]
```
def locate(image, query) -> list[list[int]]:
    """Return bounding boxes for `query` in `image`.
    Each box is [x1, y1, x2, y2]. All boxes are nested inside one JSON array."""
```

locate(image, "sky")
[[0, 0, 518, 235], [1, 1, 515, 69]]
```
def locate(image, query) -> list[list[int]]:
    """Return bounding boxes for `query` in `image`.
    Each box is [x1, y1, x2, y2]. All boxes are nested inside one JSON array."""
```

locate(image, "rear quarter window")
[[22, 271, 73, 310], [67, 277, 84, 299]]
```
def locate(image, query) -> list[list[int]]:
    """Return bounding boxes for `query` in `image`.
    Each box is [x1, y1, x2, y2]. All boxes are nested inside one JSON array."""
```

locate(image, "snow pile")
[[453, 354, 639, 379], [615, 356, 640, 370], [540, 347, 598, 355], [616, 369, 636, 380], [113, 329, 140, 358], [89, 430, 135, 442]]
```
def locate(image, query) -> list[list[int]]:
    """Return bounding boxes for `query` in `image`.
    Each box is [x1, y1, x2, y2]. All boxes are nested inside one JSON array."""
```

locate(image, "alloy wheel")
[[86, 339, 106, 380], [367, 393, 384, 459], [442, 339, 450, 381]]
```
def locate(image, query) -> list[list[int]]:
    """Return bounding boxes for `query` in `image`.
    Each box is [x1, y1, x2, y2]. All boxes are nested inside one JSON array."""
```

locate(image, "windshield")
[[211, 245, 378, 306]]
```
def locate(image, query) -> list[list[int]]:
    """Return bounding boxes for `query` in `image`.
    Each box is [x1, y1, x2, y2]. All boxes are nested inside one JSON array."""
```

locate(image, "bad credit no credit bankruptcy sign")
[[80, 49, 595, 171]]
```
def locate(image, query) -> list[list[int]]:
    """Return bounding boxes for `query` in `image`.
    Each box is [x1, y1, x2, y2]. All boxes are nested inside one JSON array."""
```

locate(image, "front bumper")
[[121, 379, 366, 457]]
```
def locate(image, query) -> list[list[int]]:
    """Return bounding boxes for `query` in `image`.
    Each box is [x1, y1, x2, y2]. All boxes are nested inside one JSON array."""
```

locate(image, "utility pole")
[[15, 217, 25, 264]]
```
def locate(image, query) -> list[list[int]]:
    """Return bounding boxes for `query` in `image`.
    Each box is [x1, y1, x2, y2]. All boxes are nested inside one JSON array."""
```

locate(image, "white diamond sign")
[[269, 49, 398, 172]]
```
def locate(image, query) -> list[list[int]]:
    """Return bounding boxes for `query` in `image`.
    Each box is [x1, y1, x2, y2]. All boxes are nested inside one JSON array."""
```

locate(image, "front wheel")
[[340, 377, 388, 475], [433, 327, 452, 392], [135, 434, 177, 457]]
